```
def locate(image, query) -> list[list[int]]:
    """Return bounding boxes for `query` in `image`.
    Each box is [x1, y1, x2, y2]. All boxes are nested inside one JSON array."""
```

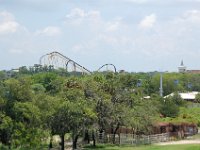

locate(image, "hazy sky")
[[1, 0, 200, 72]]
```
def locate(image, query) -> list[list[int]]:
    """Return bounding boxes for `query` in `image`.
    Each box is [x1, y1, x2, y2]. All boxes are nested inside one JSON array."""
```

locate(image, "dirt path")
[[156, 139, 200, 145]]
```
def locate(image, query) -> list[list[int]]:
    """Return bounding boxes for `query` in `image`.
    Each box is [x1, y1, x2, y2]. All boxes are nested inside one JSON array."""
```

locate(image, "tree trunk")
[[87, 132, 90, 144], [60, 134, 65, 150], [99, 129, 103, 140], [84, 130, 90, 144], [113, 123, 120, 144], [49, 135, 53, 149], [92, 131, 96, 147], [8, 142, 11, 150], [72, 135, 79, 150]]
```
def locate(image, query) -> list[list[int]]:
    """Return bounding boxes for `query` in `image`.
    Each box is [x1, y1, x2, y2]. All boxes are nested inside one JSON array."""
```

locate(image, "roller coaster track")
[[97, 64, 117, 73], [39, 51, 117, 74], [39, 51, 92, 74]]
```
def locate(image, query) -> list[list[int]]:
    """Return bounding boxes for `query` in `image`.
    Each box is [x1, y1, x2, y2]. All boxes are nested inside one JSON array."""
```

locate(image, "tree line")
[[0, 69, 200, 149]]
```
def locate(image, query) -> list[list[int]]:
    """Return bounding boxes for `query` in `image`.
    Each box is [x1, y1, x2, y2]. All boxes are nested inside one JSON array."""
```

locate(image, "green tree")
[[195, 93, 200, 103], [0, 113, 13, 148], [160, 98, 179, 118], [12, 102, 43, 148]]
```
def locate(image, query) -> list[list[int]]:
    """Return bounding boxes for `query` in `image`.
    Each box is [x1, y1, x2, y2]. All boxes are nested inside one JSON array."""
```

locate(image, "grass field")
[[1, 143, 200, 150], [83, 144, 200, 150]]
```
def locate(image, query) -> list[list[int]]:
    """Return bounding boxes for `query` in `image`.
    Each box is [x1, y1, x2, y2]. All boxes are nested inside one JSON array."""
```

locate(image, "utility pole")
[[160, 72, 163, 97]]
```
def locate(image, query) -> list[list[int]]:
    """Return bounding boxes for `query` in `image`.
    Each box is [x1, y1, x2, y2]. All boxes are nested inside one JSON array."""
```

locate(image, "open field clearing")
[[156, 139, 200, 145], [84, 144, 200, 150]]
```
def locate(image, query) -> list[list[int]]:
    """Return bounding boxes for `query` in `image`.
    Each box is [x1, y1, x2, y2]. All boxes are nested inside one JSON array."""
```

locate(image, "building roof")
[[164, 91, 199, 100], [187, 70, 200, 74], [181, 60, 184, 66]]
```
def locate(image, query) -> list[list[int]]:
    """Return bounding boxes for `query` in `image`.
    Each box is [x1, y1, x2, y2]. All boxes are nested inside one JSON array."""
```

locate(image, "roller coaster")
[[39, 51, 117, 74], [97, 64, 117, 73]]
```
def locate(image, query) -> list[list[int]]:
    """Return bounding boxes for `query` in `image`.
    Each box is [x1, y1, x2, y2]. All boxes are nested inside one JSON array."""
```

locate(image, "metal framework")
[[39, 51, 92, 74], [97, 64, 117, 73]]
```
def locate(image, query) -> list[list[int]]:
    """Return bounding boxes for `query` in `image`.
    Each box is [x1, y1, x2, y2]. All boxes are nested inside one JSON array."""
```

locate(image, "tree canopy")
[[1, 69, 200, 149]]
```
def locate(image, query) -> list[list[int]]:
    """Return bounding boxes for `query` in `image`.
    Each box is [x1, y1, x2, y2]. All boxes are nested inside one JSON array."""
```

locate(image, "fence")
[[96, 132, 119, 144], [96, 132, 171, 145], [119, 133, 170, 145]]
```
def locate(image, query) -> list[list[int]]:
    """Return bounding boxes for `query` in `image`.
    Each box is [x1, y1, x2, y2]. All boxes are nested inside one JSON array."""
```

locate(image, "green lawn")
[[83, 144, 200, 150]]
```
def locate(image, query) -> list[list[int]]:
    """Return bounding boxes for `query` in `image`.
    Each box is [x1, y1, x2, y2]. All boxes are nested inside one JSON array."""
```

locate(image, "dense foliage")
[[0, 68, 200, 149]]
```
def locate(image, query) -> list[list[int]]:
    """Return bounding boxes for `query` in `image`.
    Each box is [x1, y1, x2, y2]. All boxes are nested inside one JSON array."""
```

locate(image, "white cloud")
[[134, 9, 200, 60], [106, 18, 123, 32], [139, 13, 157, 29], [182, 10, 200, 22], [0, 11, 61, 58], [65, 8, 132, 55], [66, 8, 85, 19], [64, 8, 200, 64], [0, 11, 15, 21], [123, 0, 149, 3], [169, 9, 200, 32], [178, 0, 200, 2], [35, 26, 61, 36], [72, 40, 99, 54], [65, 8, 101, 25], [66, 8, 100, 19], [65, 8, 128, 34], [99, 34, 132, 46], [0, 11, 20, 34], [119, 0, 200, 4]]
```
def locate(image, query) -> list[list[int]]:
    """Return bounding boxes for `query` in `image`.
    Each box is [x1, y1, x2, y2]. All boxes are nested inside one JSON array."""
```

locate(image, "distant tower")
[[178, 60, 186, 73]]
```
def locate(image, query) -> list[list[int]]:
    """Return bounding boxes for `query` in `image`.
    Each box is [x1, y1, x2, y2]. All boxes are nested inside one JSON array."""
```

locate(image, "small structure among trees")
[[153, 122, 198, 139], [164, 91, 200, 102]]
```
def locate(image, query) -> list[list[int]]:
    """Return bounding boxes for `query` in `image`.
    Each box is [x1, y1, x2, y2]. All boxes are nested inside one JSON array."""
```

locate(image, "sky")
[[1, 0, 200, 72]]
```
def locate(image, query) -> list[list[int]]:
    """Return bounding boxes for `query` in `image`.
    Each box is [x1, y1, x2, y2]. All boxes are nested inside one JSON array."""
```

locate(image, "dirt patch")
[[156, 139, 200, 145]]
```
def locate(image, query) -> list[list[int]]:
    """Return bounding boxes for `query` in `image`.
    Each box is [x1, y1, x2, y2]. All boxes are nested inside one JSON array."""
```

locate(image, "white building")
[[178, 60, 187, 73], [164, 91, 199, 101]]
